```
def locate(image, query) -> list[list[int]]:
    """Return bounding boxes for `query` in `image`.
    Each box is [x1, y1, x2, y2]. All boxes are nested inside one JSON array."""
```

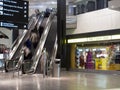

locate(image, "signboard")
[[0, 0, 28, 29], [68, 34, 120, 43], [66, 16, 77, 29]]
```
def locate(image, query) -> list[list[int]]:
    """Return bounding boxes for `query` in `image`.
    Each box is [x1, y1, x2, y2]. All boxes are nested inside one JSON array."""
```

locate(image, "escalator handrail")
[[51, 35, 58, 62], [9, 14, 41, 60], [11, 15, 37, 50], [30, 13, 55, 73], [49, 35, 58, 71], [6, 13, 45, 71], [36, 14, 44, 31]]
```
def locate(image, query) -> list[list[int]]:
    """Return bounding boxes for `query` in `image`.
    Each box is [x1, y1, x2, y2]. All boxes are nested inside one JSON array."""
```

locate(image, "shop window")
[[81, 4, 85, 13], [73, 7, 77, 15], [86, 1, 96, 12], [74, 44, 120, 71], [77, 4, 81, 14], [74, 0, 109, 15], [96, 0, 108, 10]]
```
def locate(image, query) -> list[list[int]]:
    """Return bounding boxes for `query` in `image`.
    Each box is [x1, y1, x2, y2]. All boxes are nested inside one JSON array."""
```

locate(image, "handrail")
[[5, 50, 24, 72], [9, 14, 41, 60], [5, 13, 45, 72], [36, 14, 44, 30], [11, 15, 36, 49], [45, 35, 58, 77], [29, 13, 55, 73], [51, 35, 58, 63]]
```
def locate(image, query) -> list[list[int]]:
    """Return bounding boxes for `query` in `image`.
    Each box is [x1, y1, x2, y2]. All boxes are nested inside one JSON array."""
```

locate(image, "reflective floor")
[[0, 71, 120, 90]]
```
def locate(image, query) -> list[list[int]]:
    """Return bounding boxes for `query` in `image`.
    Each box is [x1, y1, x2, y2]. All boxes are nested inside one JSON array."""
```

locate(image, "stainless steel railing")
[[30, 13, 55, 73]]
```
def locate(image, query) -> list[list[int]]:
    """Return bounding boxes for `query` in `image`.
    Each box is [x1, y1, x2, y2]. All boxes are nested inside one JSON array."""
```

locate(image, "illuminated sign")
[[68, 34, 120, 43], [0, 0, 28, 29], [87, 36, 111, 41]]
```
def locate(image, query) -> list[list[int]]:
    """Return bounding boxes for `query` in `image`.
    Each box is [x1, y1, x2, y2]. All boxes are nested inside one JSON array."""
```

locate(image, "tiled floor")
[[0, 71, 120, 90]]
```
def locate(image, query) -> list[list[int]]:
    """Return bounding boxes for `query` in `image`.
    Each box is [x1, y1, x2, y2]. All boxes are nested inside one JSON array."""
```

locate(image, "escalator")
[[44, 17, 57, 59], [23, 12, 57, 74], [36, 16, 57, 74], [6, 12, 44, 71], [10, 13, 43, 60], [6, 11, 57, 75]]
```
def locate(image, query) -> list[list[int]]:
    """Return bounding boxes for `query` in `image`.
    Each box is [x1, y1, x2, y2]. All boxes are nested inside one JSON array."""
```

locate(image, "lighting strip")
[[68, 38, 88, 43], [68, 34, 120, 43]]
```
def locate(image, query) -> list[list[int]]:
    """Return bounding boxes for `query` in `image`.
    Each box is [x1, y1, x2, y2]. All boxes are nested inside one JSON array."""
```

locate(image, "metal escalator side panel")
[[30, 13, 55, 73], [48, 35, 58, 72], [44, 16, 57, 58], [51, 35, 58, 62], [42, 17, 57, 75]]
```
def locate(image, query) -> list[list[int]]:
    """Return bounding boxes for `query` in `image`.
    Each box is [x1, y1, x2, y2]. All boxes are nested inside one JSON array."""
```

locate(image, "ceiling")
[[28, 0, 57, 5], [28, 0, 78, 6], [28, 0, 76, 4], [27, 0, 81, 14]]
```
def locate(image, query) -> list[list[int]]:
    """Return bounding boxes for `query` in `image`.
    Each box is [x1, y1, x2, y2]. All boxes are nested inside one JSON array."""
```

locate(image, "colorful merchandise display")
[[85, 51, 94, 69], [75, 48, 80, 68], [75, 44, 120, 71]]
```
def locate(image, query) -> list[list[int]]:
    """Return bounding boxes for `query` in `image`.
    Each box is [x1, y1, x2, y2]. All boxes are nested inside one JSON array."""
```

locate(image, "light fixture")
[[68, 34, 120, 43]]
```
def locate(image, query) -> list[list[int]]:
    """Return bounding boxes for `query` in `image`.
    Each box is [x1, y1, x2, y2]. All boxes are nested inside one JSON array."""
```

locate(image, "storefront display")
[[85, 51, 94, 69], [75, 44, 120, 71], [75, 48, 80, 68], [107, 45, 120, 70]]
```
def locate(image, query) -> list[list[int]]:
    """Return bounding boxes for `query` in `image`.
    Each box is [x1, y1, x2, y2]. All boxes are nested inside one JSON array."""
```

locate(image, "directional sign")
[[0, 0, 28, 29]]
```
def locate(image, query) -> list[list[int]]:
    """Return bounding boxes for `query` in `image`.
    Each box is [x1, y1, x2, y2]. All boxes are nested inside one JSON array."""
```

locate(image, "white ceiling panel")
[[27, 0, 77, 5], [27, 0, 78, 15]]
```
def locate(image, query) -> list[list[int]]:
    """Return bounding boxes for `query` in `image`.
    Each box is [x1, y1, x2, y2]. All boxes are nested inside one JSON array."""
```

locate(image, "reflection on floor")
[[0, 71, 120, 90]]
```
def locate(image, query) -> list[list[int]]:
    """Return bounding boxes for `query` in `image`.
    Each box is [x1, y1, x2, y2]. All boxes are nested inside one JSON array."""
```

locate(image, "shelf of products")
[[75, 44, 120, 71]]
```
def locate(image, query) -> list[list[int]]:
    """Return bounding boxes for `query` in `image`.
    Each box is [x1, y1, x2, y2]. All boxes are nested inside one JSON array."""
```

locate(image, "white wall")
[[0, 28, 12, 48], [66, 8, 120, 35]]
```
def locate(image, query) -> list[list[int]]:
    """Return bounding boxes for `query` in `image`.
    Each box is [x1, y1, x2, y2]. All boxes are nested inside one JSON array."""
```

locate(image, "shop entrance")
[[75, 42, 120, 71]]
